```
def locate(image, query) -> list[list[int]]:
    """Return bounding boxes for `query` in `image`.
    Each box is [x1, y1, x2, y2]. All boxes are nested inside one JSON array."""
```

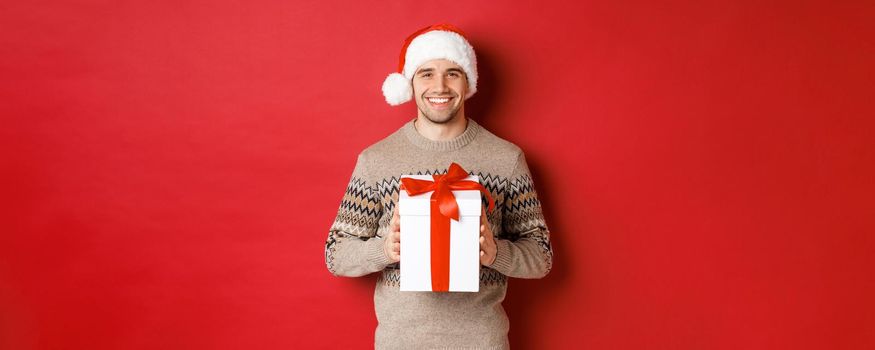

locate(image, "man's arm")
[[324, 153, 394, 277], [488, 152, 554, 279]]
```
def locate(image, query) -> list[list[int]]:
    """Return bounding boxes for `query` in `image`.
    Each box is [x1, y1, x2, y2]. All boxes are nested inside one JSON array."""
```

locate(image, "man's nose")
[[433, 75, 448, 92]]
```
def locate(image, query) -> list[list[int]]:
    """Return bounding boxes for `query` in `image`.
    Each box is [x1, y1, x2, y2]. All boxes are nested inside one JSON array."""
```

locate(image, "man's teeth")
[[427, 97, 450, 103]]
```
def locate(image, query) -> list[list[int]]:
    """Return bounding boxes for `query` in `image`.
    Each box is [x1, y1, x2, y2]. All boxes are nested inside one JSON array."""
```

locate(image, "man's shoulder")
[[356, 123, 408, 162], [475, 123, 524, 159]]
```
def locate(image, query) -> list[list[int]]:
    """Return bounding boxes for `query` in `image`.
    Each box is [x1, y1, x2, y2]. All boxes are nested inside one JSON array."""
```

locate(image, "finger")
[[391, 206, 400, 225], [481, 225, 493, 240]]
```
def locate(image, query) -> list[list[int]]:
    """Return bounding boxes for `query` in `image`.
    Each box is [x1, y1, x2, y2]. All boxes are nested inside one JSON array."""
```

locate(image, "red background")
[[2, 1, 874, 349]]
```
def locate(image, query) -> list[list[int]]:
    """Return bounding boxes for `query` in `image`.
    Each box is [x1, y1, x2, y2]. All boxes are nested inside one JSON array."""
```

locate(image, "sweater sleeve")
[[489, 152, 554, 279], [324, 152, 393, 277]]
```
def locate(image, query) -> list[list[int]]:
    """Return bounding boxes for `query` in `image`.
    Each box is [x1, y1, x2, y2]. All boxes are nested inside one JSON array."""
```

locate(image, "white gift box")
[[399, 174, 482, 292]]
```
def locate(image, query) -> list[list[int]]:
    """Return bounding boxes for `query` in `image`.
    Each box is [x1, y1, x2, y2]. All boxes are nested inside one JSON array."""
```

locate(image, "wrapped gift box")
[[399, 174, 483, 292]]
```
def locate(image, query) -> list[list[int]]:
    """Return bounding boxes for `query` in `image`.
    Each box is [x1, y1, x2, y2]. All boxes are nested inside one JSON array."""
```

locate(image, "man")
[[324, 24, 553, 350]]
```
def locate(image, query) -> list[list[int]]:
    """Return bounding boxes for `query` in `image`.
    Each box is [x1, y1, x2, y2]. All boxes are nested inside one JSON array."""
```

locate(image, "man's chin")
[[424, 113, 456, 124], [417, 106, 458, 124]]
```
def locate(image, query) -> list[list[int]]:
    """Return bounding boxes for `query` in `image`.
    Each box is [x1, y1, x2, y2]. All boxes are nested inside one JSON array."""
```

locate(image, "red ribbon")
[[400, 163, 495, 291]]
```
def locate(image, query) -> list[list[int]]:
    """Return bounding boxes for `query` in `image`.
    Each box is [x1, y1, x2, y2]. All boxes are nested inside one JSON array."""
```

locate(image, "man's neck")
[[413, 115, 468, 141]]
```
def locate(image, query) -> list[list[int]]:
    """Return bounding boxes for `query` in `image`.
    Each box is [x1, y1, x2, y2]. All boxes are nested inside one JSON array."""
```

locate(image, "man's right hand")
[[384, 207, 401, 263]]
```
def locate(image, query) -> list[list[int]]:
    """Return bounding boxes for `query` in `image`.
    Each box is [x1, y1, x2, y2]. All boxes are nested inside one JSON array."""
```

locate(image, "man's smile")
[[425, 96, 454, 109]]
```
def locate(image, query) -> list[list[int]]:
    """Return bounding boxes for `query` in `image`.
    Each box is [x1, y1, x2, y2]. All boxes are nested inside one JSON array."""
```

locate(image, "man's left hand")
[[479, 206, 497, 266]]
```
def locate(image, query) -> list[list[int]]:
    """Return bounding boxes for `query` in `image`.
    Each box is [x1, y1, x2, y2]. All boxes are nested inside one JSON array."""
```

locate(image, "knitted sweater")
[[324, 118, 553, 350]]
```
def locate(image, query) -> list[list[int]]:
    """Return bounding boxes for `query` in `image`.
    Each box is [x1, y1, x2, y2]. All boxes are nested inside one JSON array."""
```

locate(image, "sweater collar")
[[402, 117, 481, 151]]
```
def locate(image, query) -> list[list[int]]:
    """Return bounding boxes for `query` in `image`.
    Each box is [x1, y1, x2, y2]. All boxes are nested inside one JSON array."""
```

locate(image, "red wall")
[[2, 1, 873, 349]]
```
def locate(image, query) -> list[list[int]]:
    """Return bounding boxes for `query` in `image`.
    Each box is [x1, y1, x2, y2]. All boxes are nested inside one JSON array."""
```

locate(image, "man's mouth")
[[426, 96, 453, 108]]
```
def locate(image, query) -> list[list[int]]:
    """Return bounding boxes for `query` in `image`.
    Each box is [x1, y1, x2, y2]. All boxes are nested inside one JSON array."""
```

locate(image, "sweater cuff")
[[366, 236, 393, 268], [489, 239, 514, 275]]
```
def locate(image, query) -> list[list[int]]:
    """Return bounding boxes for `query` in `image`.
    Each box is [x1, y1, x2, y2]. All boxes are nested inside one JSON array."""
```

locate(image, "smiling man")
[[324, 24, 553, 350]]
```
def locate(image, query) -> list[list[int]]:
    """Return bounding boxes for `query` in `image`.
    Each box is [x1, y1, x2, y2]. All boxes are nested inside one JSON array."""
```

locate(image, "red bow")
[[400, 163, 495, 221]]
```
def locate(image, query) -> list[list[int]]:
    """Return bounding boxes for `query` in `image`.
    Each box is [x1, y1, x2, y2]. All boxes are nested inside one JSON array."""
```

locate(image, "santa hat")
[[381, 24, 478, 106]]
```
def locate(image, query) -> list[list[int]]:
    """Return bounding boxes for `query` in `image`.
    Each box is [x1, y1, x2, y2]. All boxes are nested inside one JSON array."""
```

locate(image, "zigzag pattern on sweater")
[[333, 176, 381, 237], [326, 176, 381, 274], [340, 177, 381, 215], [503, 174, 553, 274]]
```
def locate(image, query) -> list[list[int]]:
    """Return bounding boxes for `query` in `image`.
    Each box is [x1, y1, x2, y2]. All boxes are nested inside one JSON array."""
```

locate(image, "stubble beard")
[[416, 97, 462, 125]]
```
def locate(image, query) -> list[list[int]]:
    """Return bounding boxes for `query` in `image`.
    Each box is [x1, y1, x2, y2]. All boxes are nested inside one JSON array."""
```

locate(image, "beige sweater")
[[325, 118, 553, 350]]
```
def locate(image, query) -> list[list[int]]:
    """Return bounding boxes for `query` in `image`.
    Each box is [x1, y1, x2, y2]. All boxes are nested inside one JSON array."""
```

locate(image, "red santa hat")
[[381, 24, 478, 106]]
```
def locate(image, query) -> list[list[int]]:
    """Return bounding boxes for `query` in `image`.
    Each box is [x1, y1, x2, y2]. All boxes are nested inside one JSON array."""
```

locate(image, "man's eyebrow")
[[415, 67, 465, 75]]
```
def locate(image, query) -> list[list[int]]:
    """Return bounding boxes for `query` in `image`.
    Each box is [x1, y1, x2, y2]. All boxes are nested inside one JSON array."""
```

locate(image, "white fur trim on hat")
[[382, 29, 478, 106]]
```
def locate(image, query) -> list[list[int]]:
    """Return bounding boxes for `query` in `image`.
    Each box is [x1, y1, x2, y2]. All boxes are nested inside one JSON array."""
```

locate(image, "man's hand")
[[384, 206, 401, 263], [479, 206, 497, 266]]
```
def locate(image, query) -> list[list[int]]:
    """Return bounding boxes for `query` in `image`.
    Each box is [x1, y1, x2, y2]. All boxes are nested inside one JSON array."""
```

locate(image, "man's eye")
[[421, 73, 432, 78], [448, 72, 459, 77]]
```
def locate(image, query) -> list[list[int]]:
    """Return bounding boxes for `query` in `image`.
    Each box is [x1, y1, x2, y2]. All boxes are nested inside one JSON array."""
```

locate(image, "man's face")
[[411, 59, 468, 124]]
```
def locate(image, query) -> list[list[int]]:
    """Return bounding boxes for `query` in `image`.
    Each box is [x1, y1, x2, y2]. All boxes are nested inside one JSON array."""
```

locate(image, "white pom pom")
[[382, 73, 412, 106]]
